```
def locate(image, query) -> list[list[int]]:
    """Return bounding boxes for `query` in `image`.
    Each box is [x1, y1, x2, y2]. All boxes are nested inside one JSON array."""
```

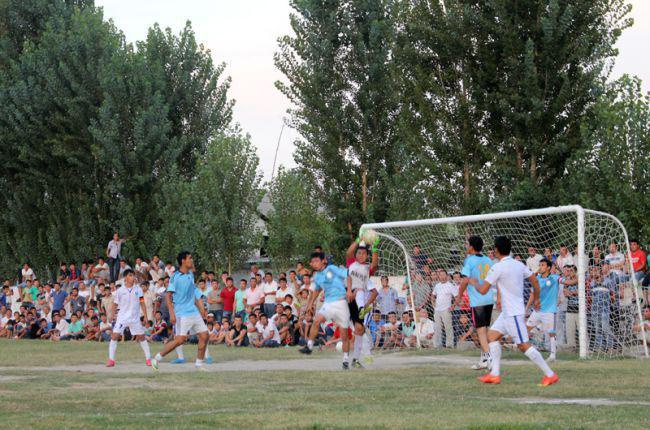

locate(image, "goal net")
[[362, 205, 648, 359]]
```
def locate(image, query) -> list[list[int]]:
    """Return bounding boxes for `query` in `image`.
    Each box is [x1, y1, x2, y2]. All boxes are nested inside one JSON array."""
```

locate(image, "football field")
[[0, 339, 648, 429]]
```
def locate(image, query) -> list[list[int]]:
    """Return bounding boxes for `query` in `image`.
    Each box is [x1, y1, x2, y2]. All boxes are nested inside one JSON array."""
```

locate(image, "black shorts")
[[471, 304, 493, 328], [348, 301, 362, 325]]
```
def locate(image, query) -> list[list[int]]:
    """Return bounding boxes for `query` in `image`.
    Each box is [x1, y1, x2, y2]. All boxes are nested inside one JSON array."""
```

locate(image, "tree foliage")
[[265, 168, 336, 268]]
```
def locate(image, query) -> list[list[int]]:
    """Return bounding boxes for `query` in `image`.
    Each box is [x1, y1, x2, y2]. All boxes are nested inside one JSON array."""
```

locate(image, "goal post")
[[362, 205, 648, 359]]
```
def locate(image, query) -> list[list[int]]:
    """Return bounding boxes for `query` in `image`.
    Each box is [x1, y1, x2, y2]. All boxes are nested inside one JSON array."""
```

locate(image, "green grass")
[[0, 339, 648, 429]]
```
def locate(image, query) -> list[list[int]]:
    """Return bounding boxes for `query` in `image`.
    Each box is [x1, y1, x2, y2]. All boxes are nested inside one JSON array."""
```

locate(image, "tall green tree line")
[[276, 0, 648, 247], [0, 0, 261, 277]]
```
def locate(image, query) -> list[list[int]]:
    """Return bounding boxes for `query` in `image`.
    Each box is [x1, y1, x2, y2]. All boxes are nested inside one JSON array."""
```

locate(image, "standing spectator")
[[234, 279, 247, 319], [206, 280, 223, 322], [21, 280, 38, 309], [275, 277, 295, 303], [21, 263, 35, 285], [220, 277, 237, 321], [101, 286, 115, 322], [543, 247, 557, 264], [249, 264, 264, 280], [590, 265, 616, 352], [412, 245, 432, 269], [50, 283, 68, 314], [563, 266, 579, 350], [106, 233, 126, 283], [67, 288, 86, 315], [149, 258, 164, 282], [556, 246, 575, 270], [376, 276, 399, 321], [432, 271, 457, 348], [288, 270, 301, 290], [590, 246, 603, 266], [261, 272, 278, 317], [526, 247, 544, 273], [58, 262, 70, 290], [141, 282, 156, 322], [629, 240, 647, 283], [604, 243, 626, 279]]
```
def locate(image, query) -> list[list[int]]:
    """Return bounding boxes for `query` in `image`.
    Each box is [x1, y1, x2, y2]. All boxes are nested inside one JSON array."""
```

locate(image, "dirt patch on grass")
[[511, 397, 650, 406]]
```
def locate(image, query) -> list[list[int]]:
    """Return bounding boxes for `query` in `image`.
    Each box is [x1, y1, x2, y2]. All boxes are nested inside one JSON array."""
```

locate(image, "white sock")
[[205, 346, 211, 359], [353, 336, 363, 360], [343, 352, 349, 363], [195, 358, 204, 366], [525, 346, 554, 377], [550, 337, 557, 356], [109, 340, 117, 360], [176, 345, 184, 359], [488, 341, 501, 376], [139, 341, 151, 360], [307, 339, 314, 350], [154, 352, 163, 361]]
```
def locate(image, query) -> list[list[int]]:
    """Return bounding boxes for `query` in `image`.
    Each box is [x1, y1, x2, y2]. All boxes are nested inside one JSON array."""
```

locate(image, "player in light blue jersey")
[[526, 258, 560, 361], [455, 235, 494, 370], [299, 251, 352, 370], [151, 251, 209, 371]]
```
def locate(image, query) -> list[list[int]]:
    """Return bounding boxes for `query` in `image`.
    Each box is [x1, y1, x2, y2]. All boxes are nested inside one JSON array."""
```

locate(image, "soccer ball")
[[360, 228, 378, 245]]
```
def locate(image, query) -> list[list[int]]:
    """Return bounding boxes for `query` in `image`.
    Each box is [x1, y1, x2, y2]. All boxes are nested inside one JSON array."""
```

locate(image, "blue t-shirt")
[[461, 254, 494, 307], [51, 290, 68, 311], [313, 264, 348, 303], [168, 271, 201, 317], [537, 274, 560, 313]]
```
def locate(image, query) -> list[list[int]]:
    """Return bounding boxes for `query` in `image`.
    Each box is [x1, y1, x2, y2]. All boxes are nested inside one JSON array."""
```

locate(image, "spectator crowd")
[[1, 234, 649, 355]]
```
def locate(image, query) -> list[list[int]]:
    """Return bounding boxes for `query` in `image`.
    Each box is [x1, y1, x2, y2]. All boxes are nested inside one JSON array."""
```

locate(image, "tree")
[[564, 75, 650, 241], [265, 168, 336, 268], [275, 0, 400, 251], [156, 132, 263, 273]]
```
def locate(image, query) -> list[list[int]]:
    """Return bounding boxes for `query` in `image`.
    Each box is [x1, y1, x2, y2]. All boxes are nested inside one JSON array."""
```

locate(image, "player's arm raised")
[[370, 237, 379, 274]]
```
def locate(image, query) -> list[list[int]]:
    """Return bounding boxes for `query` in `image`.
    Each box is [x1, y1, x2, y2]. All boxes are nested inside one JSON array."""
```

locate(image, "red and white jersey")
[[346, 258, 376, 293], [115, 284, 144, 321]]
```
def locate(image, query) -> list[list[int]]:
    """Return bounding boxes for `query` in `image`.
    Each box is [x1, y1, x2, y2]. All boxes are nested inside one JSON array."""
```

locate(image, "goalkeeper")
[[345, 229, 379, 368]]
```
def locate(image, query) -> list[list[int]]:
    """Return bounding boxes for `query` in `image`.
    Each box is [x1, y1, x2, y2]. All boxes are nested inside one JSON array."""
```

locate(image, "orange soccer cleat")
[[106, 359, 115, 367], [478, 373, 501, 384], [540, 373, 559, 387]]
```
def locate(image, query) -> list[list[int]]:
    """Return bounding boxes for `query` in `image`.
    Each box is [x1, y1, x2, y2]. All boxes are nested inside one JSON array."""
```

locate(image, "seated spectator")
[[324, 325, 353, 351], [367, 310, 384, 348], [226, 315, 249, 347], [246, 313, 260, 345], [416, 309, 435, 348], [150, 311, 168, 342], [84, 316, 100, 341], [456, 314, 479, 348], [50, 313, 69, 341], [380, 311, 400, 347], [13, 315, 27, 339], [276, 314, 293, 346], [36, 318, 52, 339], [99, 313, 112, 342], [208, 322, 222, 344], [143, 320, 154, 338], [254, 314, 280, 347], [398, 312, 417, 347]]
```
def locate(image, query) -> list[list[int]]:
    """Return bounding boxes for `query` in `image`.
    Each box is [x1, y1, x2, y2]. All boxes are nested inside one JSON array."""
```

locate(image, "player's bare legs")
[[480, 328, 558, 386], [157, 334, 188, 358], [196, 331, 208, 361]]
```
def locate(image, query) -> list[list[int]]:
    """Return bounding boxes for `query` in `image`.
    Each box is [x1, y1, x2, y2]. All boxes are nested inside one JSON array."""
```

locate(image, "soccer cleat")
[[478, 373, 501, 384], [540, 373, 559, 387], [204, 356, 213, 365], [352, 359, 364, 369], [170, 358, 186, 364], [342, 361, 350, 370], [299, 346, 312, 355], [145, 359, 152, 367], [150, 358, 159, 371], [106, 359, 115, 367]]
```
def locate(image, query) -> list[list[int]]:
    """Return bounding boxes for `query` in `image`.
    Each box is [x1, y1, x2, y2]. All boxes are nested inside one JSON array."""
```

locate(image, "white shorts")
[[114, 318, 145, 336], [175, 314, 208, 336], [317, 299, 350, 329], [526, 311, 556, 334], [491, 313, 529, 345]]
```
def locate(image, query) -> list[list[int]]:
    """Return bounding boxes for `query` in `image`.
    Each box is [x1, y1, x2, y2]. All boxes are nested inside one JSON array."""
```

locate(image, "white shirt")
[[605, 252, 625, 276], [165, 266, 175, 277], [56, 319, 69, 336], [416, 318, 435, 338], [245, 286, 264, 307], [21, 268, 35, 281], [526, 254, 544, 273], [107, 239, 124, 259], [485, 256, 533, 317], [256, 321, 280, 342], [114, 284, 143, 321], [556, 253, 575, 270], [262, 281, 278, 304], [432, 282, 458, 312], [276, 285, 295, 301], [348, 261, 371, 292]]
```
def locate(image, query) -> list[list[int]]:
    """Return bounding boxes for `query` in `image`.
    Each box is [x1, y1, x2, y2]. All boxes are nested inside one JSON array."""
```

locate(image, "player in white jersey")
[[346, 237, 379, 368], [107, 269, 151, 367], [469, 236, 559, 386]]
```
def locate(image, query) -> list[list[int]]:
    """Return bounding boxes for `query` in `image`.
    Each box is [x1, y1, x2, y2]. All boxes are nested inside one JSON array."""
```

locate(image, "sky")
[[96, 0, 649, 181]]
